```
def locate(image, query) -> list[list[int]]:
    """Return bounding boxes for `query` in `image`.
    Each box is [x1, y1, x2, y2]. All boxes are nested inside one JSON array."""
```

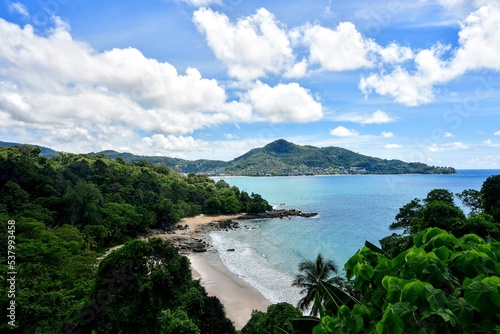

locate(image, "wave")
[[210, 231, 302, 306]]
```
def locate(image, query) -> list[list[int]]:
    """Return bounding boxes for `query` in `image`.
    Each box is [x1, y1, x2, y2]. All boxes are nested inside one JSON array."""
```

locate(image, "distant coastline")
[[0, 139, 456, 176]]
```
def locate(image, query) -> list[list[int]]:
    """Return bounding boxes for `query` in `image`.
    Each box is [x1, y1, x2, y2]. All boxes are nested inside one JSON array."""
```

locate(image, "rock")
[[227, 248, 235, 252], [239, 209, 317, 220]]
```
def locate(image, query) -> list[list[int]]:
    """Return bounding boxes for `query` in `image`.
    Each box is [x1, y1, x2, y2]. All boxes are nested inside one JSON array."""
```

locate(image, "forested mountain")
[[0, 139, 456, 175], [0, 141, 59, 157], [227, 139, 455, 175], [0, 145, 271, 333]]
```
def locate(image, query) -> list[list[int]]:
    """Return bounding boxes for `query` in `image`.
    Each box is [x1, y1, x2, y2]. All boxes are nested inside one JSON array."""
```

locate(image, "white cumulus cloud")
[[243, 81, 323, 123], [377, 43, 414, 64], [330, 126, 359, 137], [334, 110, 395, 124], [359, 1, 500, 106], [385, 143, 402, 149], [296, 22, 378, 71], [382, 132, 395, 138], [193, 7, 296, 81]]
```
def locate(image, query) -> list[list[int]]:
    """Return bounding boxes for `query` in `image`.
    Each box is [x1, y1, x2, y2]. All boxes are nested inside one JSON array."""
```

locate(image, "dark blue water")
[[211, 170, 499, 304]]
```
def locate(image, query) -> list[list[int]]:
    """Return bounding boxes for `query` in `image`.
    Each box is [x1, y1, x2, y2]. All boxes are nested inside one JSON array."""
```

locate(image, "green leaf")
[[339, 305, 350, 316], [434, 246, 452, 261], [354, 263, 375, 281], [424, 285, 447, 311], [421, 262, 445, 287], [352, 304, 371, 319], [392, 302, 417, 318], [436, 308, 456, 325], [365, 240, 389, 256], [448, 298, 474, 329], [376, 305, 405, 334], [401, 280, 427, 305], [345, 253, 364, 280], [464, 280, 500, 320], [419, 228, 448, 246], [461, 234, 485, 246], [382, 276, 406, 304]]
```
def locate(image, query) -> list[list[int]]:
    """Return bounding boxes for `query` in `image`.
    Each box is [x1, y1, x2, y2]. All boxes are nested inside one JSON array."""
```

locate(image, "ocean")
[[211, 170, 500, 306]]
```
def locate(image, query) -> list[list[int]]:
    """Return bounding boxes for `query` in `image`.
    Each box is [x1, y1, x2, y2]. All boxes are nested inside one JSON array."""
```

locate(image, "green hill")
[[226, 139, 455, 175], [0, 139, 456, 175], [0, 140, 60, 157]]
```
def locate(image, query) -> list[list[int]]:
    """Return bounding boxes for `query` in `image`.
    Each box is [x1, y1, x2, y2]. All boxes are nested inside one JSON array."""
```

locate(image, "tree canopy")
[[0, 145, 271, 333]]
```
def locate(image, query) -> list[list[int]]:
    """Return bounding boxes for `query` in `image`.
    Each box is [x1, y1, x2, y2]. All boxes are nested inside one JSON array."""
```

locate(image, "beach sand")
[[178, 214, 272, 330], [189, 252, 272, 329]]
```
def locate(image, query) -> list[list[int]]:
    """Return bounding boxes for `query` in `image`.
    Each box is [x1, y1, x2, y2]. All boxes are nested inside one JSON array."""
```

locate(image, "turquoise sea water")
[[211, 170, 499, 305]]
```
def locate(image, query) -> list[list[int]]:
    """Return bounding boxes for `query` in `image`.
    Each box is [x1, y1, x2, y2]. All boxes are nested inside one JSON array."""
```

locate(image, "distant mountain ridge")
[[0, 141, 60, 157], [0, 139, 456, 175]]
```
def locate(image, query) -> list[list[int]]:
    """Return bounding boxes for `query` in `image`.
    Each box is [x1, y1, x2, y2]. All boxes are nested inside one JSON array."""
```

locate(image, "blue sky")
[[0, 0, 499, 168]]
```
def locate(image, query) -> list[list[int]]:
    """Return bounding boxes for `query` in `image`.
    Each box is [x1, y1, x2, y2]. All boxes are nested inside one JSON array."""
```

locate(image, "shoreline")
[[159, 214, 273, 330], [99, 213, 283, 330], [188, 251, 271, 330]]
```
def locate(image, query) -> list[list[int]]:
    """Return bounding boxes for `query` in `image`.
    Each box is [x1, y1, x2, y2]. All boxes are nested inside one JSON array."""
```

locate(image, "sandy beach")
[[174, 214, 272, 330], [189, 252, 272, 329]]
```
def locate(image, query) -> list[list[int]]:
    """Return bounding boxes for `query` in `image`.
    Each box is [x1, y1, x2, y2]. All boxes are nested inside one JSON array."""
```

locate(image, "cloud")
[[360, 44, 455, 106], [0, 17, 263, 153], [6, 1, 29, 18], [360, 1, 500, 106], [483, 139, 500, 147], [296, 22, 378, 71], [243, 81, 323, 122], [427, 141, 470, 152], [223, 133, 238, 139], [385, 143, 402, 149], [142, 134, 206, 152], [495, 131, 500, 136], [330, 126, 359, 137], [382, 132, 395, 138], [334, 110, 395, 124], [193, 7, 296, 81], [377, 43, 414, 64], [444, 131, 455, 137], [193, 9, 402, 80]]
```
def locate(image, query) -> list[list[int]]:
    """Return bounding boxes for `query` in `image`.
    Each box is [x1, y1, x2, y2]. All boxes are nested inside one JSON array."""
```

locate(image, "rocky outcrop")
[[239, 209, 317, 220]]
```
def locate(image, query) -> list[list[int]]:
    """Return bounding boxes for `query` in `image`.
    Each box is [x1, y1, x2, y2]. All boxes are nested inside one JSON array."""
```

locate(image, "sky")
[[0, 0, 499, 168]]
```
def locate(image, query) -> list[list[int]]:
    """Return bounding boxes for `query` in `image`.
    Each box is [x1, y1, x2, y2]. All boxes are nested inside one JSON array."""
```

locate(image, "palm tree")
[[292, 253, 344, 317]]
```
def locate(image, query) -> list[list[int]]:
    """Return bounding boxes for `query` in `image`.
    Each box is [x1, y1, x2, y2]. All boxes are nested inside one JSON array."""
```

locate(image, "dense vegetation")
[[0, 145, 271, 333], [380, 177, 500, 257], [246, 175, 500, 333], [0, 140, 456, 176], [227, 139, 455, 176]]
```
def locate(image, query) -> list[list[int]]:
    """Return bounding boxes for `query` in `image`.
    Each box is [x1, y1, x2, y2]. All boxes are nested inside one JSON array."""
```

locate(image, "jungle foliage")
[[0, 145, 271, 333], [314, 228, 500, 333]]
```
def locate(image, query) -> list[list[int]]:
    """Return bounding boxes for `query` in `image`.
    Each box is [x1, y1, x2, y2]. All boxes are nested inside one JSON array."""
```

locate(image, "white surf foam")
[[210, 231, 302, 306]]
